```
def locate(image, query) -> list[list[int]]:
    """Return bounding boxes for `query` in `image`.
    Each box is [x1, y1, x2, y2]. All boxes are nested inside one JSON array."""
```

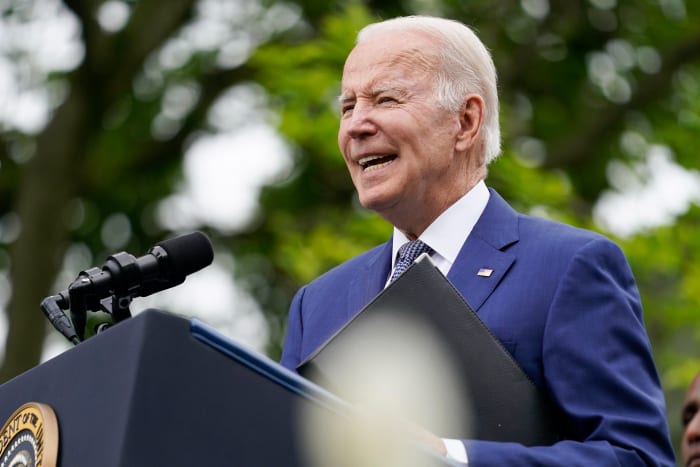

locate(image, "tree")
[[1, 0, 699, 447], [0, 0, 316, 380]]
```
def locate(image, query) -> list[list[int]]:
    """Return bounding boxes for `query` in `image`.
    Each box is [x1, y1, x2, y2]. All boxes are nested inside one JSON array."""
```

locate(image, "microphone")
[[41, 231, 214, 342], [76, 230, 214, 300]]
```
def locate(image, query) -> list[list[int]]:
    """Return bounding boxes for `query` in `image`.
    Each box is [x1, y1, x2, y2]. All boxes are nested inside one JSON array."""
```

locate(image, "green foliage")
[[487, 152, 575, 222], [270, 208, 390, 284]]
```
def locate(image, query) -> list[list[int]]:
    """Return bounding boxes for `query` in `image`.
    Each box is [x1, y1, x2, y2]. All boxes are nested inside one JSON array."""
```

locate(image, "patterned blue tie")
[[389, 239, 433, 283]]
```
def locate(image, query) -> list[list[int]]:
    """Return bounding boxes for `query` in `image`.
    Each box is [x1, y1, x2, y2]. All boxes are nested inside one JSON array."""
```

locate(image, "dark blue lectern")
[[0, 310, 455, 466]]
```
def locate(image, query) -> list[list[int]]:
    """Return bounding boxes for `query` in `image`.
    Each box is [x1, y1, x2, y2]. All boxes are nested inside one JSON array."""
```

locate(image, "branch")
[[101, 0, 199, 106], [135, 64, 256, 169], [66, 0, 199, 109], [545, 32, 700, 170], [77, 63, 256, 195]]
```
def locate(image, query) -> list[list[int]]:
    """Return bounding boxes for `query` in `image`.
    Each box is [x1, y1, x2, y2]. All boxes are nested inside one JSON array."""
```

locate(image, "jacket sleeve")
[[466, 239, 675, 466], [280, 286, 306, 371]]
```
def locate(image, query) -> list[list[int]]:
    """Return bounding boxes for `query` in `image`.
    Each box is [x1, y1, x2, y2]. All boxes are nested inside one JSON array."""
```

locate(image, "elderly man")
[[281, 15, 675, 466]]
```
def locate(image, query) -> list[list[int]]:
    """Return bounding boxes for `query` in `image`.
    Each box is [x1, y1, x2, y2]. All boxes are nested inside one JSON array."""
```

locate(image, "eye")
[[341, 103, 354, 115], [378, 96, 397, 104], [682, 405, 698, 427]]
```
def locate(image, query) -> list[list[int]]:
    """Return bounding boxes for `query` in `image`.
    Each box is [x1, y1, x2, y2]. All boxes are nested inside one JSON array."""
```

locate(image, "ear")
[[455, 94, 485, 153]]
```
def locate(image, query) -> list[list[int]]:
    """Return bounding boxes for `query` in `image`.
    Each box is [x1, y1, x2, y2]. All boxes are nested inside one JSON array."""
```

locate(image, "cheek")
[[337, 132, 350, 162], [413, 116, 459, 149], [337, 129, 345, 152]]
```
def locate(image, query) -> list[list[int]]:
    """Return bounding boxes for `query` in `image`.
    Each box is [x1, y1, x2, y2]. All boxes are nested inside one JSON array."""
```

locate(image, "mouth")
[[358, 154, 397, 172], [688, 452, 700, 467]]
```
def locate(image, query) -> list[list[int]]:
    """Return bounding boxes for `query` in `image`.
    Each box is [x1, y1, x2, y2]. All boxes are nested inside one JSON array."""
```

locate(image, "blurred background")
[[0, 0, 698, 460]]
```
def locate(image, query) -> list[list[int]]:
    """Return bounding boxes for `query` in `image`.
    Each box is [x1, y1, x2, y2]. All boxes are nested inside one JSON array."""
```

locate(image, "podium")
[[0, 309, 455, 466]]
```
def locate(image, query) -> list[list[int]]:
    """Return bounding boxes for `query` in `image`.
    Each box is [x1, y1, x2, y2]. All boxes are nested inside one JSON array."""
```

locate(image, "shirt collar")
[[391, 180, 490, 269]]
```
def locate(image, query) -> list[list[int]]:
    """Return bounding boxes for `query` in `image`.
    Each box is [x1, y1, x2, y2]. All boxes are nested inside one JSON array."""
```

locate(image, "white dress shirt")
[[390, 180, 490, 278]]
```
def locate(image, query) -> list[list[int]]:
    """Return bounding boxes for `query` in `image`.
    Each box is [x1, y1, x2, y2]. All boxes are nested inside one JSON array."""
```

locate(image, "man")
[[682, 372, 700, 467], [280, 15, 675, 466]]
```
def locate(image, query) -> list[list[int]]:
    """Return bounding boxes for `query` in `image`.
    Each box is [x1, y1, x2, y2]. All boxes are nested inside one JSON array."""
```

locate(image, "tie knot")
[[390, 239, 433, 283], [398, 239, 431, 261]]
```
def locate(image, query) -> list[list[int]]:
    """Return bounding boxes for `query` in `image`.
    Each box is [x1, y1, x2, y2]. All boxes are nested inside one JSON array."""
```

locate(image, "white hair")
[[357, 16, 501, 163]]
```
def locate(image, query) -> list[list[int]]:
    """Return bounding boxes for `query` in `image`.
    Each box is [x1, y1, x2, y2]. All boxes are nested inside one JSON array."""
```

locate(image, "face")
[[338, 31, 483, 238], [682, 374, 700, 467]]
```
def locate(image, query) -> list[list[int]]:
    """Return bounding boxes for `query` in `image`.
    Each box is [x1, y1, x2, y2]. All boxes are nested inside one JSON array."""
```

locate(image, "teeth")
[[358, 155, 385, 167], [364, 160, 393, 172], [358, 155, 397, 172]]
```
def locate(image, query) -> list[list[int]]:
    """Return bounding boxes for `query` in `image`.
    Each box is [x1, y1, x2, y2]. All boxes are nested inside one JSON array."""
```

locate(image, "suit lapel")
[[447, 189, 519, 312], [344, 189, 519, 316], [346, 240, 393, 321]]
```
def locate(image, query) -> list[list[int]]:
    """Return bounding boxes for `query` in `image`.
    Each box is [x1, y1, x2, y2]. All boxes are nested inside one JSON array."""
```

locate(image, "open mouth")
[[358, 154, 397, 172]]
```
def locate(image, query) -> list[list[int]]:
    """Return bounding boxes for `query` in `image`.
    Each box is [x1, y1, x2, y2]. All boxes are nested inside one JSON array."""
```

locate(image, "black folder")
[[298, 254, 562, 446]]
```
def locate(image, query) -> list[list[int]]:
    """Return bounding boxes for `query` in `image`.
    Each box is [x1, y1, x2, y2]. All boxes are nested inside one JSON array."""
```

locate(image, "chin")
[[357, 192, 390, 212]]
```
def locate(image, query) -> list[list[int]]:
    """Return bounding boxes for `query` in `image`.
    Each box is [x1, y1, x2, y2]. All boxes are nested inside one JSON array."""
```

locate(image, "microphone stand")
[[40, 265, 135, 344]]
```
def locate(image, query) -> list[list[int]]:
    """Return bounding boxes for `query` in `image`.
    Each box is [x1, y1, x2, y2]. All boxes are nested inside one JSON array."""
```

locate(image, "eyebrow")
[[337, 86, 406, 103]]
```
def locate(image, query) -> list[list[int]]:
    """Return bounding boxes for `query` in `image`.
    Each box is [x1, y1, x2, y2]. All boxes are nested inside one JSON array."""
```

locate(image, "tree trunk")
[[0, 85, 90, 382]]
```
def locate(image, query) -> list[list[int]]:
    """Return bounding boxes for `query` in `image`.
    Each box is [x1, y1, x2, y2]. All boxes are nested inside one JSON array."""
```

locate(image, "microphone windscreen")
[[157, 231, 214, 278]]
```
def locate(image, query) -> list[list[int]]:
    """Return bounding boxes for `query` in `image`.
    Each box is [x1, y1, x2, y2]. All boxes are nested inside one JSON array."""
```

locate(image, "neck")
[[392, 176, 485, 240]]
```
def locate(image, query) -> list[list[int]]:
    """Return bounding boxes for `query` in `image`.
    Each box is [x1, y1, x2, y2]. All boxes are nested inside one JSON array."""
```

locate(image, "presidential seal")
[[0, 402, 58, 467]]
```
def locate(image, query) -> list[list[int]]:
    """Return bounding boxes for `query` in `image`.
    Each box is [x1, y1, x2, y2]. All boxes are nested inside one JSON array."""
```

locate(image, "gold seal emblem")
[[0, 402, 58, 467]]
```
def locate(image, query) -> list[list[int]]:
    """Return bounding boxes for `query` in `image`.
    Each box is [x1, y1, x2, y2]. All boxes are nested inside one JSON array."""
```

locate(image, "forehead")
[[341, 31, 439, 95], [685, 374, 700, 404]]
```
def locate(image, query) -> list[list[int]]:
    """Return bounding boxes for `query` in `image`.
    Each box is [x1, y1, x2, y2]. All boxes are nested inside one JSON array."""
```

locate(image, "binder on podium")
[[0, 309, 456, 466], [299, 254, 562, 446]]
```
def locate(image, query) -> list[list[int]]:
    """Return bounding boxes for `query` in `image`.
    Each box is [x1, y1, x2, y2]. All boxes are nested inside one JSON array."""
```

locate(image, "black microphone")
[[41, 231, 214, 342], [76, 230, 214, 301]]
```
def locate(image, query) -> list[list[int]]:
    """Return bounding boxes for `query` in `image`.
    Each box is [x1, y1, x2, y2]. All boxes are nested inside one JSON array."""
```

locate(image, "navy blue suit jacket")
[[281, 189, 675, 466]]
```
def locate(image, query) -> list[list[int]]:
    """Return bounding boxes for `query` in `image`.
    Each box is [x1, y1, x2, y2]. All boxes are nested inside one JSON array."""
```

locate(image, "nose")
[[343, 104, 378, 140], [686, 412, 700, 446]]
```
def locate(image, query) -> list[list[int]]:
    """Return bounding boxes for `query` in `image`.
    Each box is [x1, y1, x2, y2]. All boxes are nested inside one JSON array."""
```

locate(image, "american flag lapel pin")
[[477, 267, 493, 277]]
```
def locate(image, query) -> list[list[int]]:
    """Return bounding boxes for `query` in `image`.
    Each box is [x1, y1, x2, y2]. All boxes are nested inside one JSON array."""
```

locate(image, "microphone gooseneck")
[[40, 293, 80, 345]]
